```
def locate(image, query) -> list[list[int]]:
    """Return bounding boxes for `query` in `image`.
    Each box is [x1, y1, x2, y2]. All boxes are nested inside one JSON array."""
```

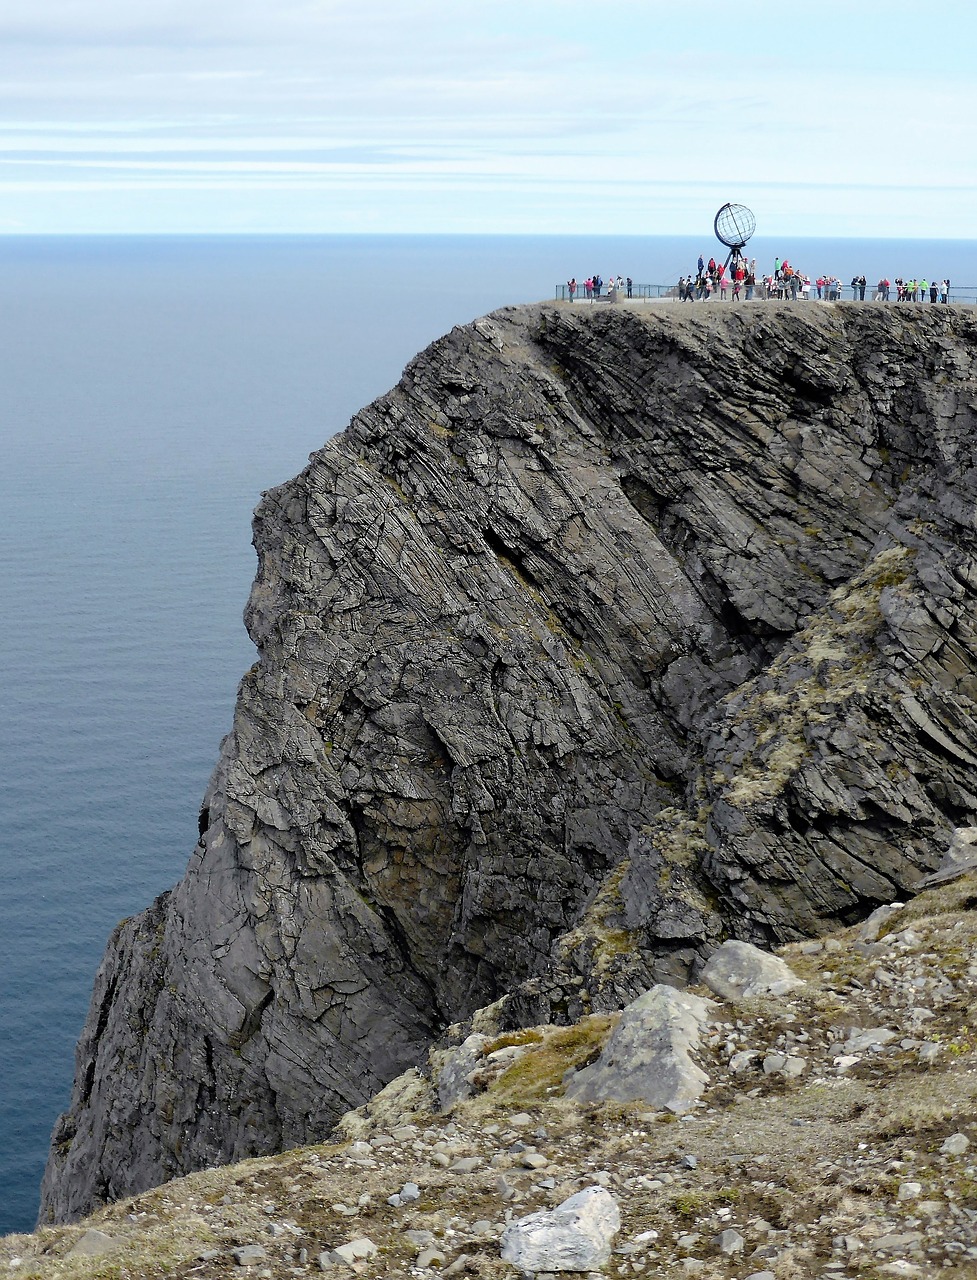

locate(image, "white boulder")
[[500, 1186, 621, 1272], [564, 985, 714, 1113], [700, 940, 804, 1001]]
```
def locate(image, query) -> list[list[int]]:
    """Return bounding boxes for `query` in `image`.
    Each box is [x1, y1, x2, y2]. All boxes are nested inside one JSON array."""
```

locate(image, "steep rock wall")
[[41, 302, 977, 1222]]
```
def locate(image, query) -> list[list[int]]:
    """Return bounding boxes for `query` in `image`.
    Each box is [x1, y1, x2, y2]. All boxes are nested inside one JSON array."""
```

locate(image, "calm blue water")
[[3, 233, 977, 1236]]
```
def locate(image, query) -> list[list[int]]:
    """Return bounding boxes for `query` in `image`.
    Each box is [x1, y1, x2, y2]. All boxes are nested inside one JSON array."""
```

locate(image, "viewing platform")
[[555, 283, 977, 305]]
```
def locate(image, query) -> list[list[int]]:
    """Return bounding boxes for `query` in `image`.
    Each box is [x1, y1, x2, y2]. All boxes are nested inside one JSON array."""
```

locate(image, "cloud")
[[0, 0, 972, 233]]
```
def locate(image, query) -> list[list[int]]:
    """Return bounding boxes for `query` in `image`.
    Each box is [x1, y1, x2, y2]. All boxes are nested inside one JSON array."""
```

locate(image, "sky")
[[0, 0, 974, 236]]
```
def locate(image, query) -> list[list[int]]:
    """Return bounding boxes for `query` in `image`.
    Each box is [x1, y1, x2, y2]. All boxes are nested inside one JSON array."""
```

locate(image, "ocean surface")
[[3, 232, 977, 1236]]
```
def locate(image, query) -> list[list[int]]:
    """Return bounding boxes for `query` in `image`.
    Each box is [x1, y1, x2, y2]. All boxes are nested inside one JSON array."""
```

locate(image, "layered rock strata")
[[41, 302, 977, 1222]]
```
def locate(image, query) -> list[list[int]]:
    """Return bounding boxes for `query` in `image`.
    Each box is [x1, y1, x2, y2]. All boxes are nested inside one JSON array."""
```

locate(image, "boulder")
[[699, 941, 804, 1002], [322, 1237, 378, 1267], [500, 1186, 621, 1272], [66, 1229, 118, 1258], [564, 985, 714, 1113], [433, 1034, 488, 1111], [917, 826, 977, 889]]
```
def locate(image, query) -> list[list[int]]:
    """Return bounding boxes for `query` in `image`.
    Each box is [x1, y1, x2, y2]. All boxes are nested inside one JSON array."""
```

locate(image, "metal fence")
[[554, 282, 977, 305], [554, 283, 675, 301]]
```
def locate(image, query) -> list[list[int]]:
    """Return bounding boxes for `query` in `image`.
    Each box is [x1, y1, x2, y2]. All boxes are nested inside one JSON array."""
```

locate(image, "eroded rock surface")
[[41, 302, 977, 1222]]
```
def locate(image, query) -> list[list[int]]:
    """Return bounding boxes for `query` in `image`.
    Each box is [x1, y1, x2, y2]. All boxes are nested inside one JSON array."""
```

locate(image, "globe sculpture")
[[713, 203, 757, 287], [714, 202, 756, 251]]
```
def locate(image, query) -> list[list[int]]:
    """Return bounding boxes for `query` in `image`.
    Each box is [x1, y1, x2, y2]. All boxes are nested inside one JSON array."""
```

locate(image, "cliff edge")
[[41, 301, 977, 1222]]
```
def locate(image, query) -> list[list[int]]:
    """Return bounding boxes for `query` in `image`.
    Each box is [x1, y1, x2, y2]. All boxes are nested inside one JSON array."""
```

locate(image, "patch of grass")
[[483, 1028, 544, 1054], [478, 1016, 616, 1107], [671, 1191, 705, 1218], [878, 873, 977, 932], [869, 1096, 962, 1140]]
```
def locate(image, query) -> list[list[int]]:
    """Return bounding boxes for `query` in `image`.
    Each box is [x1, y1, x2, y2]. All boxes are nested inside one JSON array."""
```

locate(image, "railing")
[[554, 283, 977, 304], [554, 283, 675, 301]]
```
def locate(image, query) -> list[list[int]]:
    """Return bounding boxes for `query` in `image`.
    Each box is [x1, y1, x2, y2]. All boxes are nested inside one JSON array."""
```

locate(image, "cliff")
[[40, 301, 977, 1223]]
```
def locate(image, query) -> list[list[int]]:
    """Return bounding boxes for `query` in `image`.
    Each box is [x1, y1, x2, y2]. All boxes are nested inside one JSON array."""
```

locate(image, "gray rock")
[[325, 1238, 378, 1266], [416, 1247, 447, 1268], [434, 1034, 489, 1112], [844, 1027, 897, 1054], [874, 1232, 923, 1251], [941, 1133, 969, 1155], [232, 1244, 268, 1266], [858, 902, 906, 942], [700, 941, 804, 1002], [522, 1152, 549, 1169], [66, 1229, 118, 1258], [500, 1186, 621, 1272], [565, 985, 714, 1113], [716, 1228, 745, 1254], [917, 826, 977, 888]]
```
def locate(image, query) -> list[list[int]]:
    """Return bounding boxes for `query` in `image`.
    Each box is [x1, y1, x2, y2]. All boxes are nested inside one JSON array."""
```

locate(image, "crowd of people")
[[566, 275, 634, 301], [677, 255, 953, 304], [564, 259, 955, 305]]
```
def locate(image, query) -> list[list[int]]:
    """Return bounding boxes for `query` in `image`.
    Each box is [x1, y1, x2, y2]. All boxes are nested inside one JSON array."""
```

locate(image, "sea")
[[3, 232, 977, 1235]]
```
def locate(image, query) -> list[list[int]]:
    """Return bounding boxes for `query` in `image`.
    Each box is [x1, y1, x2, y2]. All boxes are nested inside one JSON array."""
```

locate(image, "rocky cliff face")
[[40, 301, 977, 1223]]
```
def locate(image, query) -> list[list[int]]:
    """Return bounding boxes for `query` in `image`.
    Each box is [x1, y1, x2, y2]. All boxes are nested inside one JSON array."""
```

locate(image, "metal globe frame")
[[713, 202, 756, 279]]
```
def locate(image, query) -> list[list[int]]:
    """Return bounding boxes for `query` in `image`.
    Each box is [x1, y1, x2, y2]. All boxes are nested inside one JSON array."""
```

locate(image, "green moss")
[[671, 1191, 705, 1218], [483, 1028, 545, 1054], [479, 1016, 616, 1107]]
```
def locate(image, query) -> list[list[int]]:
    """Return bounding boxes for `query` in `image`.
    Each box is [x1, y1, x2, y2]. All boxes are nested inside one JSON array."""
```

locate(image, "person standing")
[[745, 267, 755, 300], [942, 279, 951, 303], [584, 276, 593, 300], [930, 280, 939, 303], [626, 276, 633, 298], [567, 277, 577, 302]]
